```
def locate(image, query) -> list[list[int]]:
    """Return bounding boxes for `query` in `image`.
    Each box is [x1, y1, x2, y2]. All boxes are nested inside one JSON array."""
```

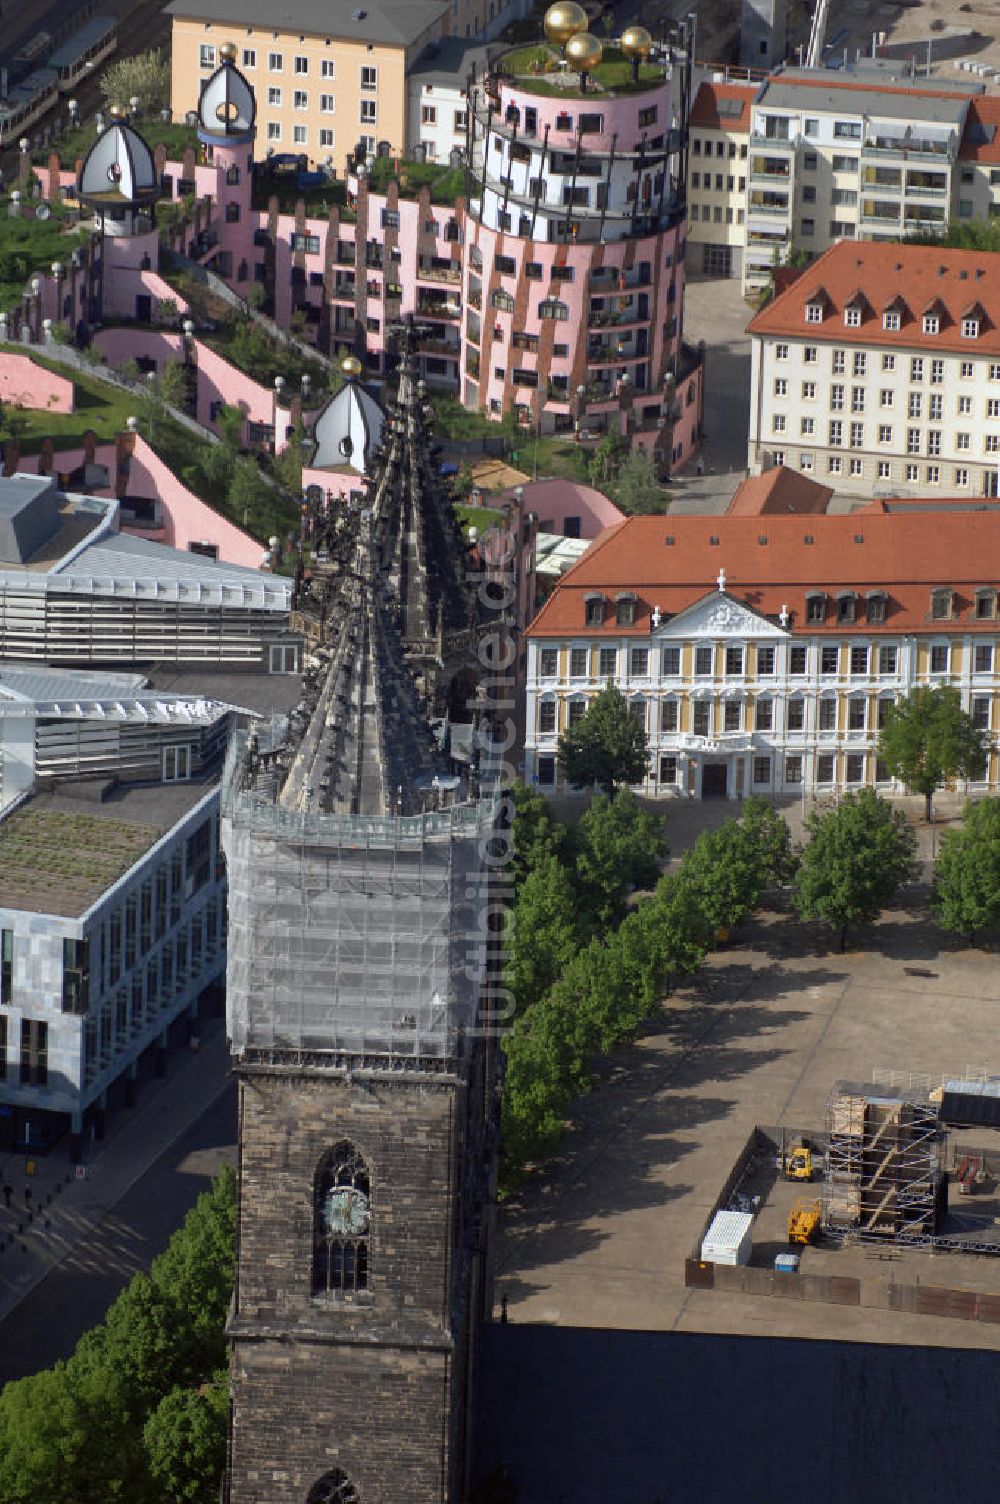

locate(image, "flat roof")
[[0, 779, 214, 918], [143, 665, 302, 718], [165, 0, 445, 47], [757, 79, 968, 126], [409, 35, 490, 87]]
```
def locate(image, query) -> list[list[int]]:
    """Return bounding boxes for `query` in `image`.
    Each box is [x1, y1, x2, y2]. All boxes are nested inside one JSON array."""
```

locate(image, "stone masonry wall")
[[229, 1068, 472, 1503]]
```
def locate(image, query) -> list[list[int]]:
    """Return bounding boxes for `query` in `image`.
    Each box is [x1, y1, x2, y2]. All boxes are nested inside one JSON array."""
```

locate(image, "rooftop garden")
[[499, 43, 665, 97], [0, 805, 160, 915], [0, 208, 89, 312], [0, 349, 300, 545], [32, 121, 199, 169], [251, 169, 347, 216], [203, 313, 330, 399], [364, 156, 466, 202]]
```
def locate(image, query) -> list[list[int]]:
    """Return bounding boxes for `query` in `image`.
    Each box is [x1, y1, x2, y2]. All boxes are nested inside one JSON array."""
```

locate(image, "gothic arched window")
[[313, 1142, 370, 1295], [306, 1468, 360, 1504]]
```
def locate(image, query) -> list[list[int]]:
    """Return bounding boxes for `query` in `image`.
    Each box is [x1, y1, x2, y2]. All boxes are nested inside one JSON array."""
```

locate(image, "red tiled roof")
[[726, 465, 833, 516], [748, 242, 1000, 354], [959, 97, 1000, 163], [689, 81, 755, 132], [526, 511, 1000, 637]]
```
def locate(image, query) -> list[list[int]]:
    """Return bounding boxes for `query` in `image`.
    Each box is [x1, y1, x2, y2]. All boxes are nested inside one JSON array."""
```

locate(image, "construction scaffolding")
[[824, 1082, 944, 1242], [221, 729, 499, 1066]]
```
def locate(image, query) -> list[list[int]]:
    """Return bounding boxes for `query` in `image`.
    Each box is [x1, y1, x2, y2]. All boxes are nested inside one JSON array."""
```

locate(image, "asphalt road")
[[0, 1080, 237, 1385]]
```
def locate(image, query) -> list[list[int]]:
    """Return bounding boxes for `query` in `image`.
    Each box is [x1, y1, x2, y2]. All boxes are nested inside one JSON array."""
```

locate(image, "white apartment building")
[[748, 241, 1000, 498], [687, 63, 1000, 294]]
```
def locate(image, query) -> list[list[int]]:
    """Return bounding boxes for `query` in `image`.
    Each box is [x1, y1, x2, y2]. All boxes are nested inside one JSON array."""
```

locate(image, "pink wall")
[[0, 352, 74, 414], [13, 436, 264, 568], [494, 479, 624, 539], [92, 328, 294, 448], [301, 465, 365, 504]]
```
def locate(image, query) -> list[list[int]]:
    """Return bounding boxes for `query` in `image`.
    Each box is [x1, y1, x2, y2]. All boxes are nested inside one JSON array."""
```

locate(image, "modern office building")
[[0, 666, 238, 1155], [523, 503, 1000, 800], [747, 241, 1000, 498], [0, 473, 295, 669]]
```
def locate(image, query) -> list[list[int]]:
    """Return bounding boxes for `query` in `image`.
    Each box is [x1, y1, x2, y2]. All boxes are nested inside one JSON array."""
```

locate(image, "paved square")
[[495, 900, 1000, 1349]]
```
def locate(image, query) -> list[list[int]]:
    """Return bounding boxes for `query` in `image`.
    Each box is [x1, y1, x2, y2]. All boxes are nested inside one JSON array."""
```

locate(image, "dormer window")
[[584, 593, 606, 627], [962, 318, 980, 339], [922, 314, 939, 335], [837, 591, 857, 624], [883, 310, 900, 332], [930, 588, 953, 621], [976, 588, 996, 620], [615, 592, 637, 627], [806, 591, 826, 624], [866, 590, 887, 624], [844, 305, 861, 328], [805, 301, 823, 324]]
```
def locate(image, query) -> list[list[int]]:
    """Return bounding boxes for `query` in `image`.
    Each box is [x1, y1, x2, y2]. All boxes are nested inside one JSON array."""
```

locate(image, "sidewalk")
[[0, 1023, 233, 1332]]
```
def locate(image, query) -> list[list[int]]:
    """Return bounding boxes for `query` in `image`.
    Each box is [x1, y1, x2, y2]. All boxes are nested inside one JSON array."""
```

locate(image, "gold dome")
[[543, 1, 587, 45], [219, 41, 238, 63], [341, 354, 363, 378], [108, 102, 126, 119], [565, 31, 603, 72], [621, 24, 653, 59]]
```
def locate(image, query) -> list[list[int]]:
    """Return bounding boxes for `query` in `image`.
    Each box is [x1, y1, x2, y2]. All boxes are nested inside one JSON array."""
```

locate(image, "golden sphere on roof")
[[565, 31, 603, 73], [108, 102, 125, 119], [341, 354, 363, 378], [543, 1, 588, 45], [621, 24, 653, 59], [219, 41, 238, 63]]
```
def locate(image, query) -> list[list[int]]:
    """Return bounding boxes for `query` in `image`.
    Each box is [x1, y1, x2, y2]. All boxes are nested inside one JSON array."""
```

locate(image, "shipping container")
[[701, 1209, 753, 1266]]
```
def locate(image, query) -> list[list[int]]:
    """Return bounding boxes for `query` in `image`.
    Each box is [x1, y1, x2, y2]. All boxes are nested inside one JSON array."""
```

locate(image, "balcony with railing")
[[749, 153, 791, 181], [904, 172, 949, 197], [416, 295, 462, 320], [417, 260, 462, 284], [862, 132, 953, 159], [861, 166, 902, 191], [860, 199, 901, 225], [748, 190, 791, 217]]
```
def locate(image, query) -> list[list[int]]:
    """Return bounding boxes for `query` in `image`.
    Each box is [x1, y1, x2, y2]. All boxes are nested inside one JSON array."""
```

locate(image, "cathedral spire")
[[277, 510, 441, 816], [367, 323, 479, 705]]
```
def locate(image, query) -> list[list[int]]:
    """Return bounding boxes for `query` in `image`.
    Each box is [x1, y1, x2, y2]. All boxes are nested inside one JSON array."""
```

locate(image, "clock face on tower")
[[322, 1186, 370, 1238]]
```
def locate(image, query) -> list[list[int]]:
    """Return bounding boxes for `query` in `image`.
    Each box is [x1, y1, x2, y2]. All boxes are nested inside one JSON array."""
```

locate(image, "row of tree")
[[500, 790, 797, 1185], [0, 1168, 236, 1504]]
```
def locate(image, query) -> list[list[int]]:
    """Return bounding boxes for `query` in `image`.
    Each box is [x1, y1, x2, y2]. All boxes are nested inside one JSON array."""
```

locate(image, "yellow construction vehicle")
[[780, 1143, 814, 1181], [787, 1198, 822, 1246]]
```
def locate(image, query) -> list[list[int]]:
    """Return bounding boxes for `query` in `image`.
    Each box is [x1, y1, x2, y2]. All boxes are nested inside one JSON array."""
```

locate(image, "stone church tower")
[[221, 486, 500, 1500]]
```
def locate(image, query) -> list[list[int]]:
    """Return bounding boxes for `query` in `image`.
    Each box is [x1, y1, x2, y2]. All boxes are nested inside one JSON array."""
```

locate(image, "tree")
[[509, 780, 566, 892], [793, 789, 916, 950], [878, 685, 987, 821], [143, 1375, 228, 1504], [99, 50, 170, 117], [228, 455, 275, 531], [572, 788, 667, 931], [557, 682, 649, 795], [738, 796, 798, 887], [679, 819, 763, 936], [633, 874, 714, 998], [931, 798, 1000, 942], [505, 855, 579, 1016], [155, 359, 190, 413], [273, 420, 305, 495], [613, 449, 666, 515]]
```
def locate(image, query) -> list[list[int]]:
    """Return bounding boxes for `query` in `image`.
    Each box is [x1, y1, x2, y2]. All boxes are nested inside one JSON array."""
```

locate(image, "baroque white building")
[[524, 508, 1000, 800]]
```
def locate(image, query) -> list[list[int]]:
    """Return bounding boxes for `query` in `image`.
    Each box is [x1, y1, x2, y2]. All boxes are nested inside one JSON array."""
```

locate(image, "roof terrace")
[[494, 43, 667, 99]]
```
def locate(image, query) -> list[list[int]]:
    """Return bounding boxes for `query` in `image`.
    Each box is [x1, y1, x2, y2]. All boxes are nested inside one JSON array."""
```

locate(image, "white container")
[[701, 1209, 753, 1266]]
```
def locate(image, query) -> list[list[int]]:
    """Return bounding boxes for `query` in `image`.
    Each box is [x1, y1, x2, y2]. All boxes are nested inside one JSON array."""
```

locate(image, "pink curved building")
[[460, 41, 704, 472]]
